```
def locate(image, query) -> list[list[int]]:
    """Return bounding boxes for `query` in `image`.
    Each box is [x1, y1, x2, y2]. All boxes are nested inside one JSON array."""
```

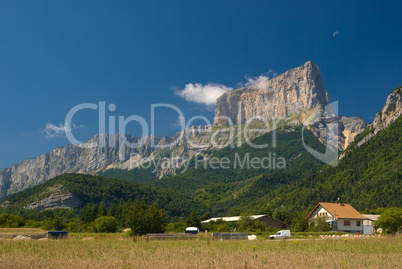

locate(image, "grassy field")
[[0, 228, 47, 235], [0, 232, 401, 268]]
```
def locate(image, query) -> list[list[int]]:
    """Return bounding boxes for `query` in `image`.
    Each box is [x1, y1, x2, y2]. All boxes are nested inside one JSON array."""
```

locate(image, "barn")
[[201, 214, 289, 229]]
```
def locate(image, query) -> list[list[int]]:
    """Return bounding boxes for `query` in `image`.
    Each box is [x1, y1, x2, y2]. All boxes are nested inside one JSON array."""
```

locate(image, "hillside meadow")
[[0, 231, 401, 268]]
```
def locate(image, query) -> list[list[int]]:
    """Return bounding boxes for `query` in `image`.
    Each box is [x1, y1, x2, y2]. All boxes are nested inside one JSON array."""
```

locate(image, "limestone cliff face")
[[214, 61, 331, 125], [355, 87, 402, 148], [309, 116, 367, 151], [372, 87, 402, 133], [24, 185, 82, 210], [0, 126, 209, 199]]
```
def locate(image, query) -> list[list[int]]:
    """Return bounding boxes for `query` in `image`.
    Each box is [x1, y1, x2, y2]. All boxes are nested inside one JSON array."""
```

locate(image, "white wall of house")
[[310, 205, 333, 220], [363, 219, 373, 226], [337, 219, 363, 232], [363, 225, 374, 235]]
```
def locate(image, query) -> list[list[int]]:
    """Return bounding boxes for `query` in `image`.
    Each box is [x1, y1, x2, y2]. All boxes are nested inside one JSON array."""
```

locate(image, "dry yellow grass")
[[0, 235, 400, 268], [0, 228, 47, 235]]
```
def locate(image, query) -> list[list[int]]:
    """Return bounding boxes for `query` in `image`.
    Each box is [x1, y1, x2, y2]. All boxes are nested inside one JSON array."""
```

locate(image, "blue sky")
[[1, 0, 402, 168]]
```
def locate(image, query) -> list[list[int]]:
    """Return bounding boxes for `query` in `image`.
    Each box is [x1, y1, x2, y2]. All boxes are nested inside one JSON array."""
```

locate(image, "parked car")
[[269, 230, 291, 239]]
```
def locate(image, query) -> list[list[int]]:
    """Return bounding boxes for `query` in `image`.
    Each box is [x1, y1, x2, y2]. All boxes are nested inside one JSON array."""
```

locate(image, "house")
[[362, 214, 380, 234], [201, 214, 288, 229], [306, 202, 366, 233]]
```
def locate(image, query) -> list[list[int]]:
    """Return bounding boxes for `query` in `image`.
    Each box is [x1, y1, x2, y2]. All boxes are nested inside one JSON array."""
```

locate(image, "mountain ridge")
[[0, 61, 367, 200]]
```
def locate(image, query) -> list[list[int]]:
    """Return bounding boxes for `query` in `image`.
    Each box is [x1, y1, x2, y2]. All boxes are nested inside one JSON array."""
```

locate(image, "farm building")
[[306, 202, 367, 234], [201, 214, 288, 229]]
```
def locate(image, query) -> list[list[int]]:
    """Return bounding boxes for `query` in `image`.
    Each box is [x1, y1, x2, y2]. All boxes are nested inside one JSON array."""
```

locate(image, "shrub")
[[165, 221, 187, 233], [309, 218, 331, 232], [41, 219, 54, 230], [375, 208, 402, 234], [6, 215, 25, 228], [95, 216, 118, 233], [125, 201, 166, 235], [0, 214, 9, 227], [52, 216, 66, 231]]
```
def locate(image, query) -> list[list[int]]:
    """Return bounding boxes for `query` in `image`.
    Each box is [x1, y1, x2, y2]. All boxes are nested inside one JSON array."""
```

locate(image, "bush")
[[6, 215, 25, 228], [41, 219, 54, 230], [125, 201, 166, 235], [309, 218, 331, 232], [52, 216, 66, 231], [95, 216, 118, 233], [185, 212, 201, 228], [165, 221, 187, 233], [0, 214, 8, 227], [375, 208, 402, 234], [254, 220, 268, 232], [24, 219, 43, 228], [67, 220, 83, 232]]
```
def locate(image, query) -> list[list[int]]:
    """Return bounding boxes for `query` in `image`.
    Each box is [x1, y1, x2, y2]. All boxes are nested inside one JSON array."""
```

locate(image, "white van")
[[185, 227, 200, 235], [269, 230, 291, 239]]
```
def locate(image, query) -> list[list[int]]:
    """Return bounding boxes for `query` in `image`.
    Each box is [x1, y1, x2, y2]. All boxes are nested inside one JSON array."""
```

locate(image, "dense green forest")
[[244, 114, 402, 213], [0, 174, 209, 220], [100, 114, 401, 217], [105, 127, 326, 215]]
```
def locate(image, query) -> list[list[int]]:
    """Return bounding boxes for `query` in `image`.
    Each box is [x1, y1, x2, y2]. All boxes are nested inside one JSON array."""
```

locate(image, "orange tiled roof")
[[308, 202, 366, 220]]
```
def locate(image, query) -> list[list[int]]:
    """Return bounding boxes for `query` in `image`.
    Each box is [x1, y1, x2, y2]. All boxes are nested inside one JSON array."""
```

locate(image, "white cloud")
[[176, 83, 233, 105], [244, 74, 270, 87], [242, 69, 278, 88], [177, 115, 185, 126], [333, 31, 340, 37], [176, 69, 277, 106], [172, 115, 185, 128], [43, 123, 83, 138]]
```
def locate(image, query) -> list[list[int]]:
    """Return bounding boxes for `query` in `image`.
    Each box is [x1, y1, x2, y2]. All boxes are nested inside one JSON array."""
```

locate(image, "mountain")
[[0, 173, 208, 219], [110, 126, 325, 193], [149, 126, 327, 215], [0, 61, 366, 200], [105, 87, 401, 216], [236, 88, 402, 213], [373, 86, 402, 132], [214, 61, 331, 126], [349, 86, 402, 149], [0, 126, 208, 200]]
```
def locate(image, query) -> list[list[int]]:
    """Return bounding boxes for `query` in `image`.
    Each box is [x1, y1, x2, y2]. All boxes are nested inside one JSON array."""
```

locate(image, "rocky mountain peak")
[[345, 86, 401, 150], [372, 86, 402, 133], [213, 61, 331, 125]]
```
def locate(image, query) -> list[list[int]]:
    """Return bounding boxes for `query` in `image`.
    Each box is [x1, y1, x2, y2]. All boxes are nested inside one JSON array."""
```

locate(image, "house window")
[[344, 220, 350, 226], [356, 221, 361, 227]]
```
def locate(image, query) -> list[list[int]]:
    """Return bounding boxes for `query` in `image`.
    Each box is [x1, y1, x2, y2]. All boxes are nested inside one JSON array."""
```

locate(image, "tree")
[[239, 216, 254, 231], [125, 201, 167, 235], [52, 216, 66, 231], [375, 208, 402, 234], [98, 202, 107, 218], [273, 209, 292, 225], [200, 212, 212, 221], [80, 203, 99, 224], [309, 217, 330, 232], [95, 216, 118, 233], [6, 214, 25, 228], [254, 220, 268, 232], [291, 211, 310, 232], [185, 211, 201, 228], [108, 203, 117, 217], [0, 214, 8, 227]]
